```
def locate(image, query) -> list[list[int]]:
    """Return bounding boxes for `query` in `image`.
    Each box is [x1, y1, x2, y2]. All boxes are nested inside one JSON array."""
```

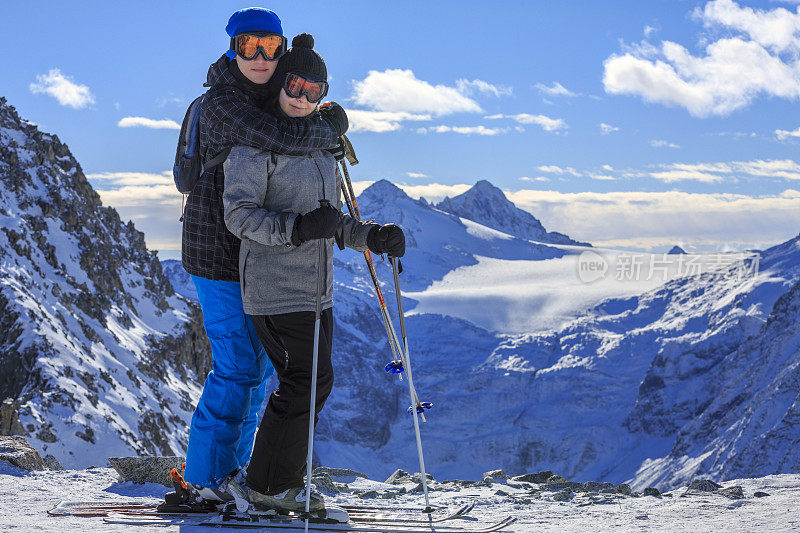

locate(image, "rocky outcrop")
[[108, 456, 185, 487], [0, 436, 45, 471]]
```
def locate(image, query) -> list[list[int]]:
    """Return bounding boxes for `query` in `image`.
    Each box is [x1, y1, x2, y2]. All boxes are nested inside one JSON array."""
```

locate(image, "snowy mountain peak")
[[360, 179, 412, 203], [436, 180, 590, 246]]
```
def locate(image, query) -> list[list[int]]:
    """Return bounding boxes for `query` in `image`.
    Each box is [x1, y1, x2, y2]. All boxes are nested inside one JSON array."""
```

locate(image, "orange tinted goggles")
[[233, 33, 287, 60], [284, 73, 328, 103]]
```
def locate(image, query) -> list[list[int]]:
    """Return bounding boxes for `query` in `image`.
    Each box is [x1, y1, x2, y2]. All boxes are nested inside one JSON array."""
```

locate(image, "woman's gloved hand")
[[367, 223, 405, 257], [291, 203, 340, 245]]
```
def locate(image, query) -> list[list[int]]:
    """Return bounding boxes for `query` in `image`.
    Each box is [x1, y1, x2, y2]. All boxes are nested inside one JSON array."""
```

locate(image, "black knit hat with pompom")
[[272, 33, 327, 89]]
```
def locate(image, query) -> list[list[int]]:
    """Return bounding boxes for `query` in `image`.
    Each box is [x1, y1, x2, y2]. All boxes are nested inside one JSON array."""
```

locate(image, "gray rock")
[[582, 481, 605, 492], [385, 468, 412, 484], [409, 482, 434, 493], [358, 490, 379, 499], [511, 471, 553, 484], [313, 467, 368, 479], [311, 472, 339, 494], [107, 456, 184, 487], [552, 489, 573, 502], [379, 492, 396, 499], [643, 487, 661, 497], [754, 491, 770, 498], [547, 475, 567, 484], [0, 399, 26, 436], [543, 481, 584, 491], [411, 472, 436, 484], [0, 436, 45, 471], [43, 454, 63, 470], [481, 476, 494, 485], [483, 469, 508, 480], [617, 483, 632, 495], [717, 486, 744, 499], [333, 482, 351, 493], [686, 479, 723, 493], [494, 489, 509, 496]]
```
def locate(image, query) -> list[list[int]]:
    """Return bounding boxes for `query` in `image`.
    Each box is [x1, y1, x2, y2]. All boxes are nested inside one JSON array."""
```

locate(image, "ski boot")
[[157, 465, 229, 513]]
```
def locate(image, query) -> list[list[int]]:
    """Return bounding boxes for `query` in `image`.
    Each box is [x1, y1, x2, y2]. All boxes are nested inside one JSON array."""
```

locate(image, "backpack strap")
[[202, 147, 232, 174]]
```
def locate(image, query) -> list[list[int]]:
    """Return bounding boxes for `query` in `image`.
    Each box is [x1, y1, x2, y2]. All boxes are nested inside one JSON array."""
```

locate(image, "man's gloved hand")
[[327, 137, 346, 162], [291, 203, 341, 246], [367, 223, 406, 257], [319, 101, 349, 137]]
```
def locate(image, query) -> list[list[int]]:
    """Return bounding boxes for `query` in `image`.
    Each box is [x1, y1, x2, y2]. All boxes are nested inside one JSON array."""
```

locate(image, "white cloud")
[[698, 0, 800, 53], [351, 69, 482, 116], [29, 69, 94, 109], [650, 169, 723, 182], [535, 82, 579, 97], [486, 113, 568, 132], [407, 172, 429, 178], [118, 117, 181, 130], [456, 79, 512, 97], [519, 176, 550, 182], [345, 109, 430, 133], [537, 165, 582, 177], [507, 187, 800, 251], [649, 159, 800, 182], [419, 125, 507, 136], [86, 171, 173, 186], [775, 126, 800, 139], [589, 173, 616, 181], [602, 164, 615, 171], [644, 25, 659, 37], [604, 1, 800, 117], [650, 139, 680, 148], [600, 123, 620, 134]]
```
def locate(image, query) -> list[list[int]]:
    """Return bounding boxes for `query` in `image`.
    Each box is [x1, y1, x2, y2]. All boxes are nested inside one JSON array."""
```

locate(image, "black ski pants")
[[245, 308, 334, 495]]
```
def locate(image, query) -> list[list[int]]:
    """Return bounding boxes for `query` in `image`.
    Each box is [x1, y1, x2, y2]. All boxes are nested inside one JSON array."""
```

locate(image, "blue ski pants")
[[184, 275, 274, 488]]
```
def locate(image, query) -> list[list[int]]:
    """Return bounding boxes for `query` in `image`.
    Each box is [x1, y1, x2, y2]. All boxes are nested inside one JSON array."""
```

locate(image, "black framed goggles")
[[283, 72, 329, 103], [231, 32, 287, 61]]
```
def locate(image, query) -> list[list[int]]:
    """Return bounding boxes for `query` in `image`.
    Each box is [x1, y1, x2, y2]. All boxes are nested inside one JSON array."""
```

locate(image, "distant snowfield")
[[3, 466, 799, 532], [405, 245, 753, 334]]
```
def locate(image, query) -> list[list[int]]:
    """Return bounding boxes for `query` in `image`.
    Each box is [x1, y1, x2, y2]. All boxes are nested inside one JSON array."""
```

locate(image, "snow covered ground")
[[2, 465, 799, 532]]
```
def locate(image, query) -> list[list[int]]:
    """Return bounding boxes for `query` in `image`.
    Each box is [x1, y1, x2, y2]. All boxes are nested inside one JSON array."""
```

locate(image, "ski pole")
[[335, 159, 427, 422], [304, 199, 328, 532], [390, 256, 432, 513], [335, 165, 404, 378]]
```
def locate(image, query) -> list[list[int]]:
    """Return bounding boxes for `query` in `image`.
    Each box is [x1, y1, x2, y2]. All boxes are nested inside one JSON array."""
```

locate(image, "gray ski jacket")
[[223, 145, 376, 316]]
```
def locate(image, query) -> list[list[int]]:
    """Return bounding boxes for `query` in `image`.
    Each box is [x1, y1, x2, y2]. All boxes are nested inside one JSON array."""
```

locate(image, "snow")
[[1, 467, 799, 532]]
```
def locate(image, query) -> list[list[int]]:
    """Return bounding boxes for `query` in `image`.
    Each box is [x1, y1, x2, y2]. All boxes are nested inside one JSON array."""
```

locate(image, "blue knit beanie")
[[225, 8, 283, 59]]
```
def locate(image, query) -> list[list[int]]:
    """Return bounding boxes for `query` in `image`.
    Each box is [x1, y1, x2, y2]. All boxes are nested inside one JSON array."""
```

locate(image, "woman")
[[223, 34, 405, 513]]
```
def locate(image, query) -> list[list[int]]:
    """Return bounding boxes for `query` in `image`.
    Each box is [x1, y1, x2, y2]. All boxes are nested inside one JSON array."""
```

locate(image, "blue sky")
[[2, 0, 799, 258]]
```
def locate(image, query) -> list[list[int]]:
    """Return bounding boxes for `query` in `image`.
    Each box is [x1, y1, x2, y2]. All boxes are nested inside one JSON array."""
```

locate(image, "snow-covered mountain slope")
[[158, 175, 796, 491], [159, 260, 196, 302], [0, 98, 210, 468], [436, 180, 590, 247], [296, 177, 795, 491]]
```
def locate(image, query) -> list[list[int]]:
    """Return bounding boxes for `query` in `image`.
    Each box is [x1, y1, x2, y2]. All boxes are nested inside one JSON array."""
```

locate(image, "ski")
[[49, 499, 476, 524], [102, 513, 517, 532]]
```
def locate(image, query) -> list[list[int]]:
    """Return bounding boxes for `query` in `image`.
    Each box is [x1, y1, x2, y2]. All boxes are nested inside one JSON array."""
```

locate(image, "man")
[[163, 7, 348, 511]]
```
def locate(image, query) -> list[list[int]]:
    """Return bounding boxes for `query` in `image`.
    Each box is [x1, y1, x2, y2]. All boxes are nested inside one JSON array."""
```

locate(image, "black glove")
[[291, 203, 341, 246], [319, 101, 349, 137], [327, 137, 346, 162], [367, 224, 405, 257]]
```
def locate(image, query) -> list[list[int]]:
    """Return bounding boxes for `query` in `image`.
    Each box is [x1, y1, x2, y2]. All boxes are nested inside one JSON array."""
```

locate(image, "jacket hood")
[[205, 54, 271, 102]]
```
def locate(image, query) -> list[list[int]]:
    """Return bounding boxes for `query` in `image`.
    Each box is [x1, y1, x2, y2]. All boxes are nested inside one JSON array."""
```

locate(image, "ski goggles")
[[231, 32, 287, 61], [284, 72, 329, 103]]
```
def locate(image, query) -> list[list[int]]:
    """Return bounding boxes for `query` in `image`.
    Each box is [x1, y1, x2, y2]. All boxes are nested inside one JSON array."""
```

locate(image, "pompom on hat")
[[273, 33, 328, 84], [225, 7, 283, 59]]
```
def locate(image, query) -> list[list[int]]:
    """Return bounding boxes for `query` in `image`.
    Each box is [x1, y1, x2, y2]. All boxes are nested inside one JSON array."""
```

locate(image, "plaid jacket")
[[181, 54, 339, 282]]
